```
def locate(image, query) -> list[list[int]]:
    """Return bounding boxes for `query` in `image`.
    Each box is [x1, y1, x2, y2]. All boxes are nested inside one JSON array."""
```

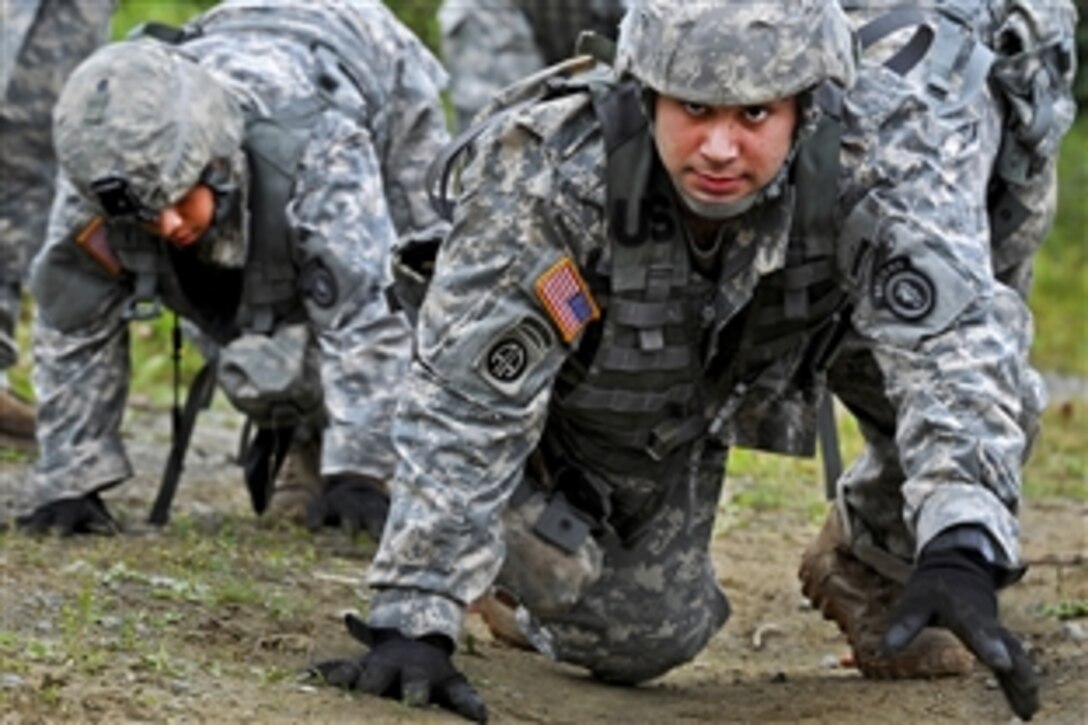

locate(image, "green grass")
[[1030, 116, 1088, 376]]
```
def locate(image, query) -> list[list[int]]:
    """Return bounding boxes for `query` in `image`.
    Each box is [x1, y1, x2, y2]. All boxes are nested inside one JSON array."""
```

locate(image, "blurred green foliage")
[[1030, 117, 1087, 376], [113, 0, 442, 52]]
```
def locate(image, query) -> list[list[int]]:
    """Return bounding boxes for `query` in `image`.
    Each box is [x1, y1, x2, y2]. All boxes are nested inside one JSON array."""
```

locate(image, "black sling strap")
[[149, 351, 219, 525]]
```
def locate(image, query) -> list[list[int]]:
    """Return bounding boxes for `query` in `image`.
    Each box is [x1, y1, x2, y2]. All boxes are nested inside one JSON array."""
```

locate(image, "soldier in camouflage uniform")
[[0, 0, 114, 448], [14, 0, 450, 537], [313, 0, 1075, 721], [438, 0, 628, 130]]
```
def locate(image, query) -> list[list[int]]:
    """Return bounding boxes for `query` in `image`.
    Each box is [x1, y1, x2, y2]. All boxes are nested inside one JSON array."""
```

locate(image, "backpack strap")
[[426, 55, 604, 222]]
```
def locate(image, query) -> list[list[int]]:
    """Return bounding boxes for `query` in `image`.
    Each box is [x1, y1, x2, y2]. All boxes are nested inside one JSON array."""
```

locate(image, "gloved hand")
[[16, 492, 119, 536], [310, 612, 487, 723], [882, 547, 1039, 721], [305, 473, 389, 540]]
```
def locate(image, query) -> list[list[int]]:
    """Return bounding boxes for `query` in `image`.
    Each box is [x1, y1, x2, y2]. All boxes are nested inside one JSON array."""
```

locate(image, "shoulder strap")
[[426, 56, 604, 221], [241, 96, 326, 333]]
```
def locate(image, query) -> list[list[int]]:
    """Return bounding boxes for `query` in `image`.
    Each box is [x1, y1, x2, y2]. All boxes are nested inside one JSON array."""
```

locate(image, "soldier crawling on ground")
[[13, 0, 450, 538], [309, 0, 1077, 722]]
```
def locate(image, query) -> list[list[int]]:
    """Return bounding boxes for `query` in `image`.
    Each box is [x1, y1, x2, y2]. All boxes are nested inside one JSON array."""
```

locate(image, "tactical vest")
[[537, 78, 851, 485]]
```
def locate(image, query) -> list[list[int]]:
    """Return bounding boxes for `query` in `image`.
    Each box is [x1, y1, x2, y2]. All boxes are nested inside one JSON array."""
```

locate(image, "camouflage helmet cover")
[[615, 0, 857, 106], [54, 40, 245, 217]]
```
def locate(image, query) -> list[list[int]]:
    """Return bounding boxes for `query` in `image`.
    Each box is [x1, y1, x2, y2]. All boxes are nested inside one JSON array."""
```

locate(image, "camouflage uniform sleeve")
[[838, 72, 1041, 569], [287, 111, 414, 480], [437, 0, 544, 130], [366, 117, 593, 641], [28, 177, 133, 504], [376, 23, 451, 240]]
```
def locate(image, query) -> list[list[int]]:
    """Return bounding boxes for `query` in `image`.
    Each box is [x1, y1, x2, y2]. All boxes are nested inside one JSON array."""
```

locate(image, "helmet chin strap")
[[674, 185, 758, 220]]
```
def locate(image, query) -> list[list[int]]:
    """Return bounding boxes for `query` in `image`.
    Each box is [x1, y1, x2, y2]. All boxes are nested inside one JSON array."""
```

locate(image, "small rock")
[[168, 679, 191, 695], [98, 614, 122, 630], [985, 677, 999, 690], [1061, 622, 1086, 642], [770, 671, 788, 684], [820, 654, 840, 669], [1, 674, 24, 688]]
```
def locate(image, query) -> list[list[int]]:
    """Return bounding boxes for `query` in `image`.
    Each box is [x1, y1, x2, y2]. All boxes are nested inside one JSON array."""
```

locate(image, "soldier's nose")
[[155, 207, 183, 238]]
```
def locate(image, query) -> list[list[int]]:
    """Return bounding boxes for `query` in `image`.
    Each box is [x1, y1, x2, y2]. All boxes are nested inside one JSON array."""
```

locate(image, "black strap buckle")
[[91, 176, 158, 223]]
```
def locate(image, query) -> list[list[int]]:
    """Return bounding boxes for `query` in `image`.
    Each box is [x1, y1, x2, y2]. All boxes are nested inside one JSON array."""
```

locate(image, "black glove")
[[882, 546, 1039, 721], [305, 474, 389, 540], [311, 612, 487, 723], [16, 492, 119, 536]]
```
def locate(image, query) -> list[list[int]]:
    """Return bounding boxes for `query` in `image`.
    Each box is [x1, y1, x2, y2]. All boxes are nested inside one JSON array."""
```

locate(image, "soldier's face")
[[653, 94, 798, 210], [146, 184, 215, 248]]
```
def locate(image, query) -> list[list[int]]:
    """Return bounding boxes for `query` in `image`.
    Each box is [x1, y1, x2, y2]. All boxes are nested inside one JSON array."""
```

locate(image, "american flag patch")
[[534, 257, 599, 343]]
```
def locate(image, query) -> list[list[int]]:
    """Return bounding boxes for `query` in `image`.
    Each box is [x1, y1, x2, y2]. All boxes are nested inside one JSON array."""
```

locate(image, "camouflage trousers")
[[498, 440, 731, 684], [0, 0, 113, 369]]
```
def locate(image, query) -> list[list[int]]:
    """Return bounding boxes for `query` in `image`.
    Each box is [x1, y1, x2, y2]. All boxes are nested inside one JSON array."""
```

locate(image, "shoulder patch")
[[474, 316, 555, 397], [872, 256, 936, 322], [534, 257, 599, 344], [74, 216, 122, 277]]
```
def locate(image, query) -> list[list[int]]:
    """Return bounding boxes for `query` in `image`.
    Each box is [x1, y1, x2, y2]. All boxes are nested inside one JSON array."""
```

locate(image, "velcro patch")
[[475, 317, 554, 397], [74, 216, 122, 277], [872, 256, 935, 322], [534, 257, 599, 344]]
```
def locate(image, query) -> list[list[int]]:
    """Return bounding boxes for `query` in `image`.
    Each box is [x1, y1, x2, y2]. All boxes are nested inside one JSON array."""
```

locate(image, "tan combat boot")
[[263, 435, 322, 525], [0, 387, 36, 451], [799, 507, 974, 679], [470, 589, 534, 651]]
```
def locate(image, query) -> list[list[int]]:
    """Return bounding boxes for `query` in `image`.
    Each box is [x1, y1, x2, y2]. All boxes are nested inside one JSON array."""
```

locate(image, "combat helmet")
[[54, 39, 244, 224], [614, 0, 856, 106]]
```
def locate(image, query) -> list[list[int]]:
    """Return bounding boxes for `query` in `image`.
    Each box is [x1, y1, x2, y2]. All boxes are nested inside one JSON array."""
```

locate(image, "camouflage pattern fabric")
[[437, 0, 627, 130], [25, 0, 450, 505], [438, 0, 544, 131], [0, 0, 113, 371], [615, 0, 855, 105], [831, 0, 1073, 578], [367, 0, 1074, 679]]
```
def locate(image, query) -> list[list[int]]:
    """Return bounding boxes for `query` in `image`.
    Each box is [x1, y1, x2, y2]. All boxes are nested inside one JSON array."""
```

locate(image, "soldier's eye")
[[743, 105, 770, 123], [683, 101, 709, 117]]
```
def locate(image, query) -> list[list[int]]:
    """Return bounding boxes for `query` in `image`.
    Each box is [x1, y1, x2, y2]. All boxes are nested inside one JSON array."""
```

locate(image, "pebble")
[[1061, 621, 1086, 642], [820, 654, 840, 669], [1, 674, 24, 688]]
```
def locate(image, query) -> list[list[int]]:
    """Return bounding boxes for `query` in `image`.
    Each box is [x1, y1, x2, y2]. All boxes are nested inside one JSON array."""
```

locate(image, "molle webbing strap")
[[925, 3, 994, 116], [241, 97, 323, 333], [593, 79, 653, 244], [596, 346, 691, 372], [610, 298, 685, 328], [854, 6, 934, 76], [113, 231, 163, 321], [426, 56, 603, 220], [562, 381, 695, 413]]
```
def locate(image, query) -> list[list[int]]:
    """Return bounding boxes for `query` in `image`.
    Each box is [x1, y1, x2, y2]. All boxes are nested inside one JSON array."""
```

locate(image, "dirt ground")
[[1, 398, 1085, 724]]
